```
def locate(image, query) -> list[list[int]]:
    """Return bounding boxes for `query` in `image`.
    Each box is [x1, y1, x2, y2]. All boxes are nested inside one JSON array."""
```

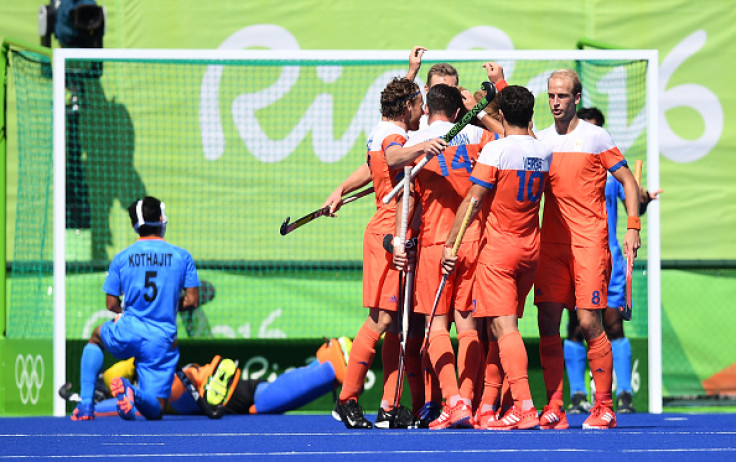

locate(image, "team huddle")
[[326, 47, 643, 431]]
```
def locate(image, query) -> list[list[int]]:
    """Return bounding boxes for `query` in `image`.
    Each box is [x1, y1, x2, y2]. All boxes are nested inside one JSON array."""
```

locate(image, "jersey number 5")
[[144, 271, 158, 302]]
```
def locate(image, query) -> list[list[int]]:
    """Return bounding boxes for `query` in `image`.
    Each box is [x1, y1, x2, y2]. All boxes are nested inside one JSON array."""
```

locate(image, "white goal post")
[[51, 48, 660, 416]]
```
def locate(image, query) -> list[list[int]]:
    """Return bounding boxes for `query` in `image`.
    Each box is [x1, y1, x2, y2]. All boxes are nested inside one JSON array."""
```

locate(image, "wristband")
[[495, 79, 508, 92], [477, 110, 488, 121], [627, 216, 641, 230], [393, 236, 402, 248]]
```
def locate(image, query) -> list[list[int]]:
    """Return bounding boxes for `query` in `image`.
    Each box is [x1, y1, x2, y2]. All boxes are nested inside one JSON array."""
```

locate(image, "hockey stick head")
[[621, 251, 634, 321], [280, 217, 293, 236], [480, 80, 496, 105]]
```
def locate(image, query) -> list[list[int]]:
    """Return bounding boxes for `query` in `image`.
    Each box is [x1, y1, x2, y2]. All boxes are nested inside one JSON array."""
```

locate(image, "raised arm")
[[405, 46, 427, 82]]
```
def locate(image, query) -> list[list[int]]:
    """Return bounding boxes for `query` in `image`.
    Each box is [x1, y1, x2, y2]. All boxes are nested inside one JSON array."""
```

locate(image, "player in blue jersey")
[[72, 196, 200, 421], [564, 108, 661, 414]]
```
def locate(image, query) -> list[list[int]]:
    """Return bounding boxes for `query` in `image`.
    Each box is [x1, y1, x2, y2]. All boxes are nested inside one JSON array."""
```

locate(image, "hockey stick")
[[382, 81, 496, 204], [621, 159, 643, 321], [280, 186, 374, 236], [392, 166, 413, 423], [420, 196, 479, 359]]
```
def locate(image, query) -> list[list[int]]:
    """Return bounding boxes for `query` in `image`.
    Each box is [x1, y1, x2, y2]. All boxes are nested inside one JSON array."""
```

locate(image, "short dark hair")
[[426, 84, 463, 120], [577, 107, 605, 126], [380, 77, 420, 119], [426, 63, 459, 87], [128, 196, 164, 236], [497, 85, 535, 128]]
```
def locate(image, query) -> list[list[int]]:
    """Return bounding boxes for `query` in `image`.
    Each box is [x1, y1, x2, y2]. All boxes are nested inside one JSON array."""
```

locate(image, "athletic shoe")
[[333, 399, 373, 429], [617, 391, 636, 414], [583, 403, 617, 429], [428, 402, 473, 430], [473, 408, 499, 429], [316, 337, 352, 385], [567, 391, 593, 414], [539, 405, 569, 430], [71, 401, 94, 421], [415, 401, 442, 428], [374, 405, 416, 429], [486, 406, 539, 430], [110, 377, 136, 420]]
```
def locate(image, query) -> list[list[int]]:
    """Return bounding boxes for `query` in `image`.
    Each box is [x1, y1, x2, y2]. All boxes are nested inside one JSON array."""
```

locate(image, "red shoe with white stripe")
[[486, 406, 539, 430], [539, 405, 569, 430], [428, 402, 473, 430], [473, 408, 499, 429], [583, 403, 617, 429]]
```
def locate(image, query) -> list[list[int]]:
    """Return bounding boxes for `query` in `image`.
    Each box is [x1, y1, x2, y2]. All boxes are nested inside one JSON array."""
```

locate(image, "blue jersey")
[[605, 175, 626, 255], [103, 237, 199, 339], [606, 175, 627, 308]]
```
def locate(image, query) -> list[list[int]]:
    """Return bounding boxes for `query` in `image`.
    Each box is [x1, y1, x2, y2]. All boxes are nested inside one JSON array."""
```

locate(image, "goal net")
[[7, 48, 659, 414]]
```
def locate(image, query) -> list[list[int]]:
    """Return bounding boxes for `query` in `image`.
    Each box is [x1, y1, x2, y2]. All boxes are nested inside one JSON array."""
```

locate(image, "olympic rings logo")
[[14, 354, 45, 405]]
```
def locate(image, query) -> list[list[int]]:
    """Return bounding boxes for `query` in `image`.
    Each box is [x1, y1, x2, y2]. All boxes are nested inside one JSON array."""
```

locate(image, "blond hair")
[[548, 69, 582, 96]]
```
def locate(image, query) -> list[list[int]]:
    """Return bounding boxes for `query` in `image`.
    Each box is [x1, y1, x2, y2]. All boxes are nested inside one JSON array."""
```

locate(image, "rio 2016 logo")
[[200, 26, 721, 165], [14, 354, 45, 405]]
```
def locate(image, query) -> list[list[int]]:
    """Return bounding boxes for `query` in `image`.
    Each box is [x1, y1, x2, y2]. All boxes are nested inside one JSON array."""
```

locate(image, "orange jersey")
[[404, 120, 497, 245], [537, 120, 627, 247], [470, 135, 552, 267], [365, 121, 408, 234]]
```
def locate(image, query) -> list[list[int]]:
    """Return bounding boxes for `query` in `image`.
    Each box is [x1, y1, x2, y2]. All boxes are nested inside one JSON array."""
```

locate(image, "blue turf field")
[[2, 413, 736, 461]]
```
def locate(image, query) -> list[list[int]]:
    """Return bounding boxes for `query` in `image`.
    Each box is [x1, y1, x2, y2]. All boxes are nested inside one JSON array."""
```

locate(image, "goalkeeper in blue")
[[63, 338, 352, 418], [72, 196, 200, 420]]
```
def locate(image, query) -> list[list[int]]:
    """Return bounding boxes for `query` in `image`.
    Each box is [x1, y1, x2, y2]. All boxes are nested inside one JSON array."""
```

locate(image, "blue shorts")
[[100, 314, 179, 399], [608, 248, 626, 310]]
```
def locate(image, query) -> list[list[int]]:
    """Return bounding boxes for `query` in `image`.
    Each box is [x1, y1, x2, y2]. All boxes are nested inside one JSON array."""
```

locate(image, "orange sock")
[[381, 331, 400, 409], [457, 330, 481, 404], [539, 334, 564, 408], [498, 331, 533, 409], [423, 350, 442, 406], [339, 324, 380, 403], [427, 330, 459, 401], [405, 337, 424, 412], [500, 375, 514, 412], [474, 325, 489, 411], [480, 340, 503, 411], [587, 332, 614, 406]]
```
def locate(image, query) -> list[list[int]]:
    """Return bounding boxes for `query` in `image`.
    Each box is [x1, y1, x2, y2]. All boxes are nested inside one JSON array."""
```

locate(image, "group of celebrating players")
[[327, 47, 645, 431], [70, 46, 652, 429]]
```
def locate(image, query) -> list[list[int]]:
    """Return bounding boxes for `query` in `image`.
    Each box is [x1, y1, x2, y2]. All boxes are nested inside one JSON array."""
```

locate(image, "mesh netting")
[[9, 52, 650, 340]]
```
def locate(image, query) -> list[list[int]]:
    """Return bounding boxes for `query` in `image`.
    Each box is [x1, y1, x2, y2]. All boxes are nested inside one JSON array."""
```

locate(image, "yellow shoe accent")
[[205, 358, 238, 406], [316, 337, 352, 385]]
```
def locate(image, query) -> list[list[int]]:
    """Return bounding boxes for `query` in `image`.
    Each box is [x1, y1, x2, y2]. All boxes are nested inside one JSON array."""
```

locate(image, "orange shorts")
[[472, 258, 538, 318], [533, 242, 611, 310], [413, 240, 479, 316], [362, 231, 400, 311]]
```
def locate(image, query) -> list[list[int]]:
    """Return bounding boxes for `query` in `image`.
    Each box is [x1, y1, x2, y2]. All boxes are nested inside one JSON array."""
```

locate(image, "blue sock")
[[564, 339, 588, 397], [80, 343, 104, 405], [253, 360, 335, 414], [611, 337, 633, 393], [128, 382, 162, 419]]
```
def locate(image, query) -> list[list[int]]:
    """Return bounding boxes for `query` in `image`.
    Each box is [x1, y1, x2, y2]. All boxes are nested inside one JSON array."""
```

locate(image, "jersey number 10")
[[516, 171, 544, 203]]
